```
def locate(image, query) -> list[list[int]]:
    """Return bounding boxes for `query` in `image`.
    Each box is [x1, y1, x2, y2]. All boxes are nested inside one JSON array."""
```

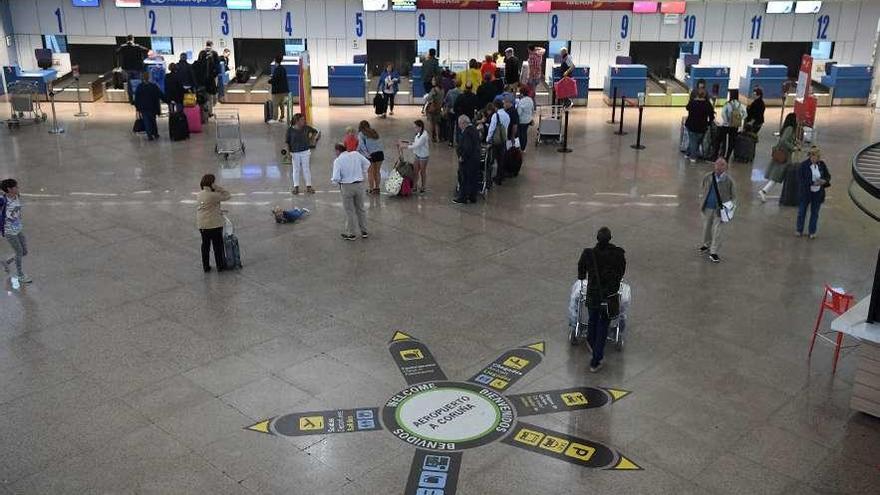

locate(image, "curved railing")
[[850, 142, 880, 222]]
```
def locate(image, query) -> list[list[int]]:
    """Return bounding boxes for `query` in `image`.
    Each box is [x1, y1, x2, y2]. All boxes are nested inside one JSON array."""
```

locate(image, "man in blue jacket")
[[134, 72, 168, 141]]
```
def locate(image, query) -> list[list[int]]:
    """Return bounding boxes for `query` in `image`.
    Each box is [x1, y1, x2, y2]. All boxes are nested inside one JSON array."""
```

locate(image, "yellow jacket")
[[456, 69, 482, 90]]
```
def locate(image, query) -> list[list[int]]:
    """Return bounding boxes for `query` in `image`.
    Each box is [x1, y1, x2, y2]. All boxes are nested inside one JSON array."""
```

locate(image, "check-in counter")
[[822, 64, 873, 105], [144, 58, 166, 93], [328, 64, 366, 105], [687, 65, 730, 104], [603, 64, 647, 105], [552, 65, 589, 106], [3, 66, 57, 95], [740, 64, 787, 105]]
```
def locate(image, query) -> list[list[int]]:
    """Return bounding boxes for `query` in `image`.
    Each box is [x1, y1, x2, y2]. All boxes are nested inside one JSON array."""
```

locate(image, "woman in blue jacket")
[[796, 146, 831, 239], [378, 62, 400, 117]]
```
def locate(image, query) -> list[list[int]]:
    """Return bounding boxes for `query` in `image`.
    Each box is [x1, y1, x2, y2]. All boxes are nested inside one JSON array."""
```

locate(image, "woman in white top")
[[516, 87, 535, 151], [400, 120, 431, 194]]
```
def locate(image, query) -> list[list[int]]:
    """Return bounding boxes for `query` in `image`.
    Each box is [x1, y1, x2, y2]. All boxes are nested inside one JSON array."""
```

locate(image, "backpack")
[[491, 113, 507, 146], [729, 103, 744, 129]]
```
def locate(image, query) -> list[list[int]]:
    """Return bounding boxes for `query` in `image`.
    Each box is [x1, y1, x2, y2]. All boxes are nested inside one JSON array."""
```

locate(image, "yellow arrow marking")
[[525, 342, 545, 354], [391, 331, 413, 342], [246, 420, 271, 434], [606, 389, 630, 401], [611, 456, 641, 470]]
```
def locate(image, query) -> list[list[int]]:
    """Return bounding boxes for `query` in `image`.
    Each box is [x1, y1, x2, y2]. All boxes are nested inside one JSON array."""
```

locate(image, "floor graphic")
[[246, 332, 641, 493]]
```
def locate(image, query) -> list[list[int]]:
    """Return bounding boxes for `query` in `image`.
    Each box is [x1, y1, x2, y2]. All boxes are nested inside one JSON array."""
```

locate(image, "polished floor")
[[0, 92, 878, 495]]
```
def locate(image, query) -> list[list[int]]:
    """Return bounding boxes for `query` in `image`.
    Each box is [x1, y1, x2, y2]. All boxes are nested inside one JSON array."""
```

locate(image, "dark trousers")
[[422, 80, 433, 94], [493, 144, 506, 184], [587, 307, 610, 368], [457, 162, 479, 202], [384, 93, 395, 113], [715, 126, 737, 160], [141, 111, 158, 138], [518, 123, 530, 151], [797, 192, 823, 235], [200, 227, 226, 271]]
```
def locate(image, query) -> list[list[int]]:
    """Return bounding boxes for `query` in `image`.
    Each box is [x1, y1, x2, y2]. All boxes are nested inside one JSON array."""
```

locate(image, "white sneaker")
[[17, 275, 32, 284], [758, 189, 767, 202]]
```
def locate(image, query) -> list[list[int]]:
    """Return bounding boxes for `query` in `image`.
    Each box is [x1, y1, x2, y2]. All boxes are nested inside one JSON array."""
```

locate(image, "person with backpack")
[[577, 227, 626, 373], [1, 179, 31, 284], [684, 88, 715, 163], [196, 174, 231, 273], [269, 54, 289, 123], [715, 89, 746, 161], [486, 100, 510, 186]]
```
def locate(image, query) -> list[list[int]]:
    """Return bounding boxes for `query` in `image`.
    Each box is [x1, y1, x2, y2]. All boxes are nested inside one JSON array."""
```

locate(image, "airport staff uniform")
[[331, 151, 371, 237]]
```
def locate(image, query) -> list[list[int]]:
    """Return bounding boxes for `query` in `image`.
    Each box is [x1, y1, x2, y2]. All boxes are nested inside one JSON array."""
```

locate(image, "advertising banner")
[[142, 0, 226, 7]]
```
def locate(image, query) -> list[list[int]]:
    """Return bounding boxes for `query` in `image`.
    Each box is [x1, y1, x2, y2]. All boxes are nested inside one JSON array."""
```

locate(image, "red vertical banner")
[[794, 54, 815, 126]]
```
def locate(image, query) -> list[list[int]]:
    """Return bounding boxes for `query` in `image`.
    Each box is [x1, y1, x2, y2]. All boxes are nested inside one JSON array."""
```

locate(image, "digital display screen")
[[151, 37, 173, 55], [632, 2, 657, 14], [795, 1, 822, 14], [526, 1, 551, 13], [115, 0, 140, 7], [255, 0, 281, 10], [660, 1, 685, 14], [498, 0, 523, 12], [72, 0, 100, 7], [766, 1, 794, 14], [811, 41, 833, 59], [226, 0, 252, 10], [363, 0, 388, 11], [392, 0, 416, 11], [285, 38, 306, 56]]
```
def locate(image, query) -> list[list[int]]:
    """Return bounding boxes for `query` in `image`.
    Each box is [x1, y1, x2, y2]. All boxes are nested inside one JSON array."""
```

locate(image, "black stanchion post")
[[630, 92, 646, 150], [607, 86, 617, 124], [557, 102, 572, 153], [615, 93, 627, 136]]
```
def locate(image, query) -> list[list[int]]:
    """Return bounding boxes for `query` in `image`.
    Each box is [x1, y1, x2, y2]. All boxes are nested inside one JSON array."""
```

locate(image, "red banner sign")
[[416, 0, 633, 9], [551, 1, 633, 9]]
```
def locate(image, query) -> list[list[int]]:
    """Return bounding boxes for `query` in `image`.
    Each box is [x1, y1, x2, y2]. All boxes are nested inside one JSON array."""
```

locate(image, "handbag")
[[385, 169, 403, 195], [711, 173, 736, 223], [183, 92, 197, 107], [590, 249, 621, 320], [491, 113, 506, 146], [771, 146, 787, 164], [307, 129, 321, 149], [395, 156, 415, 179]]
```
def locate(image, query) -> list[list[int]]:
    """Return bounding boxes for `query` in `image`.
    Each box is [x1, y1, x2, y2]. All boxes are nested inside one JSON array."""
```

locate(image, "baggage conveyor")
[[644, 75, 690, 107]]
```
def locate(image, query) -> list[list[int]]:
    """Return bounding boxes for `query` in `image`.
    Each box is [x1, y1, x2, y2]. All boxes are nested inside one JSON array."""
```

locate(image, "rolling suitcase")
[[264, 100, 274, 123], [184, 105, 202, 133], [169, 111, 190, 141], [223, 215, 242, 269], [374, 93, 387, 115], [732, 133, 757, 162], [504, 147, 523, 177]]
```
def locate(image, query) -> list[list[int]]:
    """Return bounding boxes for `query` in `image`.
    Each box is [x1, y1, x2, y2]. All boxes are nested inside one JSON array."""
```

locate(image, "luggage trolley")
[[6, 81, 47, 130], [535, 105, 563, 145], [214, 109, 245, 160], [568, 279, 631, 351]]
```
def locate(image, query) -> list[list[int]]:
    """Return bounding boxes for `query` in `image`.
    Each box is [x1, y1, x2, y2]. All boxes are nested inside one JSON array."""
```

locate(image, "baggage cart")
[[535, 105, 563, 145], [214, 109, 245, 159], [568, 279, 631, 351], [6, 81, 47, 130]]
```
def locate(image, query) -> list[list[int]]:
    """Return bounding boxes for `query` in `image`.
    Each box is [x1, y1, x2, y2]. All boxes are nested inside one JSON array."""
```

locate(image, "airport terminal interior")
[[1, 0, 880, 494]]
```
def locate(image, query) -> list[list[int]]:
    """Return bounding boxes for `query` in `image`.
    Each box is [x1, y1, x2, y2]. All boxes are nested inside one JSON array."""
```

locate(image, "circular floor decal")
[[383, 381, 515, 450]]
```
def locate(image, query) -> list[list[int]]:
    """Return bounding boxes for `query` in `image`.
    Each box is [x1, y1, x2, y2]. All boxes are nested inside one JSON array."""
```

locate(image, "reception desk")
[[832, 297, 880, 417]]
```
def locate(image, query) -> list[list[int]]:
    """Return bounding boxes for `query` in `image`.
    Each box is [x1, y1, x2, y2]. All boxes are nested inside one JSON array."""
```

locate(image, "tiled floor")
[[0, 93, 878, 494]]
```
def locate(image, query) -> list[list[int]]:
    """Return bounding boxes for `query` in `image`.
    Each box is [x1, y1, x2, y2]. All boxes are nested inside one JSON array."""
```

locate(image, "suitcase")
[[504, 147, 523, 177], [132, 114, 145, 134], [169, 111, 190, 141], [374, 93, 387, 115], [732, 133, 757, 162], [779, 164, 801, 207], [184, 105, 202, 133], [264, 100, 274, 123], [679, 118, 689, 153], [235, 66, 251, 84], [224, 233, 242, 269]]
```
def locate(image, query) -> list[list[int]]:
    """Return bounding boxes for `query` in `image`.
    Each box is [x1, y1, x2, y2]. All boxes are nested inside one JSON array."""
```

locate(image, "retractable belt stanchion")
[[74, 76, 89, 118], [557, 99, 573, 153], [607, 86, 618, 124], [630, 92, 646, 150], [774, 81, 789, 137], [614, 93, 627, 136], [48, 83, 65, 134]]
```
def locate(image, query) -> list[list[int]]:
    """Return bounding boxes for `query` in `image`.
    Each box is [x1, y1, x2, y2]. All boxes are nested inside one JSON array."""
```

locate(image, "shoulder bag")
[[712, 174, 736, 223], [590, 249, 621, 320]]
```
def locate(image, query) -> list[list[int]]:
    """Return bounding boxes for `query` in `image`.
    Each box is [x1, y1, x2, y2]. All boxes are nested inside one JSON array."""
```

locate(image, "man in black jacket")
[[164, 63, 185, 111], [746, 87, 765, 134], [116, 35, 147, 100], [269, 54, 289, 123], [454, 83, 479, 122], [503, 48, 520, 87], [454, 116, 481, 204], [577, 227, 626, 372], [134, 72, 168, 141]]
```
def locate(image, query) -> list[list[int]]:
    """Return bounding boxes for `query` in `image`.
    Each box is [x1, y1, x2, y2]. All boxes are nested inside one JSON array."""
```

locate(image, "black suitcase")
[[779, 164, 801, 207], [169, 111, 190, 141], [504, 147, 523, 177], [732, 133, 757, 162], [264, 100, 274, 122], [112, 70, 125, 90], [373, 93, 387, 115], [132, 113, 145, 133], [235, 66, 251, 84]]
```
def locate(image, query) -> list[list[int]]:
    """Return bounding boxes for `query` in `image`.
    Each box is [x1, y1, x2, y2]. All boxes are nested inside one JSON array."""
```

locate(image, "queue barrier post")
[[48, 83, 65, 134], [614, 93, 627, 136], [630, 92, 646, 150], [607, 86, 618, 124]]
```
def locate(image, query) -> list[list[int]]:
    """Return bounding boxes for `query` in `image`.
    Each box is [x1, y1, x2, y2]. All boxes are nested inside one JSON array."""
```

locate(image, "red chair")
[[808, 285, 856, 373]]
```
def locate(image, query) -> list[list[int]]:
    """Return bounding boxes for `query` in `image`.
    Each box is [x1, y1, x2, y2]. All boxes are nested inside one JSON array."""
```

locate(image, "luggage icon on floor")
[[399, 349, 424, 361], [503, 356, 529, 370], [298, 416, 324, 431], [561, 392, 588, 407]]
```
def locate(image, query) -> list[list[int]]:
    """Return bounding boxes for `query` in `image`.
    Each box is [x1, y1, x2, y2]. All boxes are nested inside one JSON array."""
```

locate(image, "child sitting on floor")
[[272, 206, 309, 224]]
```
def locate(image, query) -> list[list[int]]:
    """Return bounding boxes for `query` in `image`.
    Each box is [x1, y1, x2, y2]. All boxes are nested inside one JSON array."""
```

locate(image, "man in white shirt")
[[330, 143, 371, 241], [487, 100, 511, 185]]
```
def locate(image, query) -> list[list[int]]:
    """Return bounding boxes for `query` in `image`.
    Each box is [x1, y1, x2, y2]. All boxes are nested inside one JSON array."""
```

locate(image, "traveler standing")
[[269, 54, 289, 123], [454, 83, 479, 145], [759, 112, 797, 202], [1, 179, 32, 284], [378, 62, 400, 117], [421, 49, 440, 94], [716, 89, 746, 161], [193, 50, 219, 117], [400, 120, 430, 194], [331, 143, 371, 241], [698, 158, 736, 263], [684, 88, 715, 163], [577, 227, 626, 373], [164, 63, 185, 110], [480, 55, 497, 81], [796, 146, 831, 239], [503, 48, 521, 87], [134, 71, 167, 141], [286, 113, 318, 195], [443, 84, 462, 147], [746, 87, 765, 134], [477, 73, 498, 111], [504, 96, 520, 145], [196, 174, 231, 273], [425, 78, 445, 142], [357, 121, 385, 195], [116, 35, 147, 100], [453, 116, 481, 204], [516, 87, 535, 152], [528, 45, 547, 89], [177, 52, 195, 89], [558, 47, 574, 77], [487, 100, 510, 185]]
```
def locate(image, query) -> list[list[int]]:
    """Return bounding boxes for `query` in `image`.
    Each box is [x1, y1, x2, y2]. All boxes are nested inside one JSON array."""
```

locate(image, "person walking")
[[269, 54, 289, 123], [421, 49, 440, 94], [331, 143, 371, 241], [746, 87, 765, 134], [196, 174, 231, 273], [425, 77, 444, 142], [286, 113, 319, 195], [1, 179, 31, 284], [357, 120, 385, 195], [134, 71, 167, 141], [577, 227, 626, 373], [378, 62, 400, 117], [487, 100, 510, 185], [759, 112, 797, 202], [699, 158, 736, 263], [516, 86, 535, 152], [796, 146, 831, 239], [503, 48, 521, 87], [400, 120, 430, 194], [454, 116, 481, 204], [715, 89, 746, 161], [685, 88, 715, 163]]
